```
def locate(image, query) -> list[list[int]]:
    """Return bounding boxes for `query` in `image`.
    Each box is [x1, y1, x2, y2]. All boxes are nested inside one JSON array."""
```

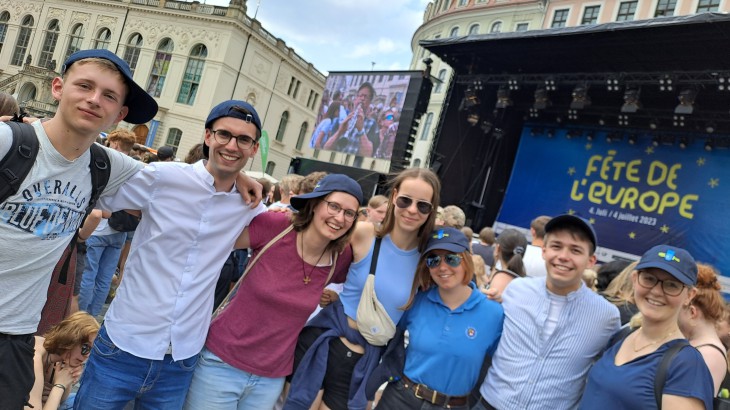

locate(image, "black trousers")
[[377, 379, 470, 410], [0, 334, 35, 410]]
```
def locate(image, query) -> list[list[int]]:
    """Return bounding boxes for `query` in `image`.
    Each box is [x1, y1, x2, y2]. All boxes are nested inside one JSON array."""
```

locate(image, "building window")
[[697, 0, 720, 12], [38, 19, 60, 69], [458, 0, 468, 6], [275, 111, 289, 142], [165, 128, 182, 155], [468, 24, 480, 35], [11, 15, 34, 66], [147, 38, 174, 98], [449, 26, 459, 37], [0, 11, 9, 53], [434, 69, 447, 93], [413, 159, 422, 167], [581, 6, 600, 25], [93, 28, 111, 49], [288, 77, 301, 97], [313, 149, 320, 159], [265, 161, 276, 175], [516, 23, 529, 32], [420, 112, 434, 141], [551, 9, 569, 28], [490, 21, 502, 33], [177, 44, 207, 105], [296, 122, 308, 150], [654, 0, 677, 16], [616, 1, 637, 21], [123, 33, 143, 75], [65, 24, 84, 61], [329, 151, 336, 162], [442, 0, 449, 11]]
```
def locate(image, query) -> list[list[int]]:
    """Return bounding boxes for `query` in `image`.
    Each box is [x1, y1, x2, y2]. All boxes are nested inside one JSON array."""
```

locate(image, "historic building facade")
[[0, 0, 334, 180]]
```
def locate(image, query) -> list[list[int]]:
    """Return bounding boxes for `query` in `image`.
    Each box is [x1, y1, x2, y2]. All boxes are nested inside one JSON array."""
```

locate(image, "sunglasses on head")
[[395, 196, 433, 214], [425, 253, 462, 269], [81, 342, 91, 356]]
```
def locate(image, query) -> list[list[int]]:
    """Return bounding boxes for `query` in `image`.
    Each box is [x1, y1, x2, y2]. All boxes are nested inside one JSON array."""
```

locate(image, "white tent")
[[246, 171, 278, 183]]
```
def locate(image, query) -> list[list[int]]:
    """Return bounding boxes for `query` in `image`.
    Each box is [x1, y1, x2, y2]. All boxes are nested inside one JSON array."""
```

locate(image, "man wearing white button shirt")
[[74, 100, 267, 409]]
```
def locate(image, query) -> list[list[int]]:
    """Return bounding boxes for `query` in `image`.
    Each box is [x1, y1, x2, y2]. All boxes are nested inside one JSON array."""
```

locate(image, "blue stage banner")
[[145, 119, 160, 147], [495, 125, 730, 285]]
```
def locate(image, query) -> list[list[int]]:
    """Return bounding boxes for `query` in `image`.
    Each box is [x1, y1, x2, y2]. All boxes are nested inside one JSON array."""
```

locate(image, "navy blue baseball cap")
[[290, 174, 363, 210], [545, 214, 598, 252], [423, 227, 471, 255], [62, 49, 158, 124], [203, 100, 262, 158], [635, 245, 698, 286]]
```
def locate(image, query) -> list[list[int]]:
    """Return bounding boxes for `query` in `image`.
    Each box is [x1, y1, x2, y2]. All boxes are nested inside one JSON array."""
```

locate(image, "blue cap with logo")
[[290, 174, 363, 210], [635, 245, 698, 286], [423, 227, 471, 255], [203, 100, 262, 158], [62, 49, 158, 124]]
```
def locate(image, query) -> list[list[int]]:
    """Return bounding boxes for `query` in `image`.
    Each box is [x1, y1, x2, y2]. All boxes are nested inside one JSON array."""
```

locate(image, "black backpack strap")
[[0, 121, 39, 203], [56, 143, 111, 285], [654, 340, 691, 409], [369, 237, 383, 276]]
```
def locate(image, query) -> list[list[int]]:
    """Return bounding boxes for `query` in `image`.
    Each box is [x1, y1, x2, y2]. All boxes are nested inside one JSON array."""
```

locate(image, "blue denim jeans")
[[74, 325, 198, 410], [184, 347, 285, 410], [78, 232, 126, 316]]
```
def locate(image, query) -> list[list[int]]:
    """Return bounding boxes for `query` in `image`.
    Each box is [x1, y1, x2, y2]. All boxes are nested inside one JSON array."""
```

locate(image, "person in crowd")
[[156, 145, 175, 161], [482, 228, 527, 302], [77, 129, 138, 316], [185, 174, 362, 409], [311, 102, 342, 149], [74, 100, 267, 409], [375, 227, 503, 410], [596, 260, 632, 293], [474, 215, 620, 410], [678, 263, 727, 394], [365, 195, 388, 226], [472, 227, 496, 270], [26, 312, 100, 410], [441, 205, 466, 229], [461, 226, 474, 251], [473, 255, 488, 289], [299, 171, 328, 195], [184, 143, 205, 164], [522, 215, 550, 277], [583, 268, 598, 291], [0, 49, 158, 409], [269, 174, 304, 212], [259, 178, 275, 206], [0, 91, 20, 119], [323, 82, 377, 156], [601, 261, 639, 325], [717, 303, 730, 350], [285, 168, 441, 410], [374, 108, 398, 160], [579, 245, 714, 409]]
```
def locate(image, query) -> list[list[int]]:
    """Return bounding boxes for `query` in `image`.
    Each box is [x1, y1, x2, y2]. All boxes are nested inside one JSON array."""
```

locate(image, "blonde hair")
[[603, 261, 638, 305], [106, 128, 136, 153], [43, 312, 100, 355]]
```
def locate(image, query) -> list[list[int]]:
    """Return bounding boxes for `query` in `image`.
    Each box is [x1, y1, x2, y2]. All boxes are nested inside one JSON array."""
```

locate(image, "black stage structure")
[[421, 13, 730, 231]]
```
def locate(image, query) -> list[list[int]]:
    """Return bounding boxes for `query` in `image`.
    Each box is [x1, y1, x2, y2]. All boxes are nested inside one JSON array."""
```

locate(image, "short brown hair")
[[0, 92, 19, 116], [299, 171, 327, 194], [43, 312, 100, 355], [106, 128, 136, 153], [531, 215, 551, 239], [479, 227, 495, 245]]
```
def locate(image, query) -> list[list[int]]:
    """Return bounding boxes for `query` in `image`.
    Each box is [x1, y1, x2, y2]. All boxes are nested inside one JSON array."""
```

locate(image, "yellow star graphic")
[[645, 146, 655, 155], [709, 178, 720, 188], [589, 218, 596, 224], [697, 157, 706, 166], [585, 143, 592, 150], [629, 232, 636, 239], [568, 167, 576, 176], [568, 209, 576, 215], [660, 225, 670, 234]]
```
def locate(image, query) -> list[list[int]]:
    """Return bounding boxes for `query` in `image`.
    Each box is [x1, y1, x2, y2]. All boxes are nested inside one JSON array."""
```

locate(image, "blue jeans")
[[78, 232, 126, 315], [184, 347, 285, 410], [74, 325, 198, 410]]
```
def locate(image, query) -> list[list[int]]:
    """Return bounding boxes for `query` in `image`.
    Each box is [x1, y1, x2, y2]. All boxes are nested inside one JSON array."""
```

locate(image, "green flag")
[[259, 130, 269, 173]]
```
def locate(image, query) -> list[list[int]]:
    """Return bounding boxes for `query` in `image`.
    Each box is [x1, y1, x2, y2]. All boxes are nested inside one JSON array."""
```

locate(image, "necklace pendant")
[[303, 276, 311, 285]]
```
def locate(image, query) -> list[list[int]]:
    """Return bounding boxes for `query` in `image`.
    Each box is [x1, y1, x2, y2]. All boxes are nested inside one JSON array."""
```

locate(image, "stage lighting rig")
[[570, 84, 591, 110], [495, 86, 513, 109], [621, 88, 641, 113], [675, 88, 697, 115]]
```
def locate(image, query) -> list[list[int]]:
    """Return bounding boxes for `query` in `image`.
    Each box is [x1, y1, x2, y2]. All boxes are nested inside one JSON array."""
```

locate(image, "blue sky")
[[204, 0, 429, 73]]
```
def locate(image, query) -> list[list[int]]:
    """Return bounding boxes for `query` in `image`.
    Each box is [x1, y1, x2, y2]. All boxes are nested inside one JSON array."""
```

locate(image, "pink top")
[[205, 211, 352, 377]]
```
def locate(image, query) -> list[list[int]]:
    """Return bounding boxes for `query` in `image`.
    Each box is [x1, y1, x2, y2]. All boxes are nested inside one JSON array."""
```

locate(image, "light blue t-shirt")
[[403, 283, 504, 396], [339, 234, 419, 324]]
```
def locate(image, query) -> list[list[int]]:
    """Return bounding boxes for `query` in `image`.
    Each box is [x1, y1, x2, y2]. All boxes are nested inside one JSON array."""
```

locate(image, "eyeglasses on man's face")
[[210, 129, 257, 150], [324, 201, 358, 222], [636, 270, 685, 296]]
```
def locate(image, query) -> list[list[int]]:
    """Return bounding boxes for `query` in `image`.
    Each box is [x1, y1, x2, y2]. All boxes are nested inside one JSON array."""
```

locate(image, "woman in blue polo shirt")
[[376, 227, 504, 409]]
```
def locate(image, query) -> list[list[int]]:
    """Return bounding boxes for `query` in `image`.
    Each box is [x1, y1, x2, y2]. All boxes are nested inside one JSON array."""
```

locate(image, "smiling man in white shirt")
[[74, 100, 268, 409]]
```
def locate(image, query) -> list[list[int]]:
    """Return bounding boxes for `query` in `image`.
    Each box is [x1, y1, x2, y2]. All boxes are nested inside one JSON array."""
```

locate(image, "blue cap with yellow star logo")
[[635, 245, 697, 286], [423, 227, 471, 255]]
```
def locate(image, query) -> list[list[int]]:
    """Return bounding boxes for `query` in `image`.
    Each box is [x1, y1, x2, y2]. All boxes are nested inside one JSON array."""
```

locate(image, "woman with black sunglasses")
[[374, 227, 503, 409], [286, 168, 441, 410], [26, 311, 99, 410], [579, 245, 714, 410]]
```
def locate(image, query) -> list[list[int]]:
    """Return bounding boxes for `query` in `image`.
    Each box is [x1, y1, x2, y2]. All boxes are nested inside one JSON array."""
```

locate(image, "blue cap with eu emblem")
[[423, 227, 471, 255], [635, 245, 697, 286]]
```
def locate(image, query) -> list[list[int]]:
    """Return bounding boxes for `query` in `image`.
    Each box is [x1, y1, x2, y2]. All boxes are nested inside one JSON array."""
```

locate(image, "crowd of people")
[[1, 47, 729, 410]]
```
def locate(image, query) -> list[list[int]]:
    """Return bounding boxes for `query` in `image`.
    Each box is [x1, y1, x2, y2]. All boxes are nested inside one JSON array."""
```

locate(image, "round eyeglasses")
[[210, 129, 257, 150]]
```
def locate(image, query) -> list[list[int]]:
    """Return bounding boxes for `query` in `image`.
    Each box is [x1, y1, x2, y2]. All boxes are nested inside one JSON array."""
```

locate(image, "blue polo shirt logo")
[[466, 327, 477, 339]]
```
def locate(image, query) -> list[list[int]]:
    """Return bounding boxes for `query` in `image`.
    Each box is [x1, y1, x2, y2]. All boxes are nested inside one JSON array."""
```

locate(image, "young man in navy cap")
[[0, 49, 159, 408], [473, 215, 620, 410], [74, 100, 268, 409]]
